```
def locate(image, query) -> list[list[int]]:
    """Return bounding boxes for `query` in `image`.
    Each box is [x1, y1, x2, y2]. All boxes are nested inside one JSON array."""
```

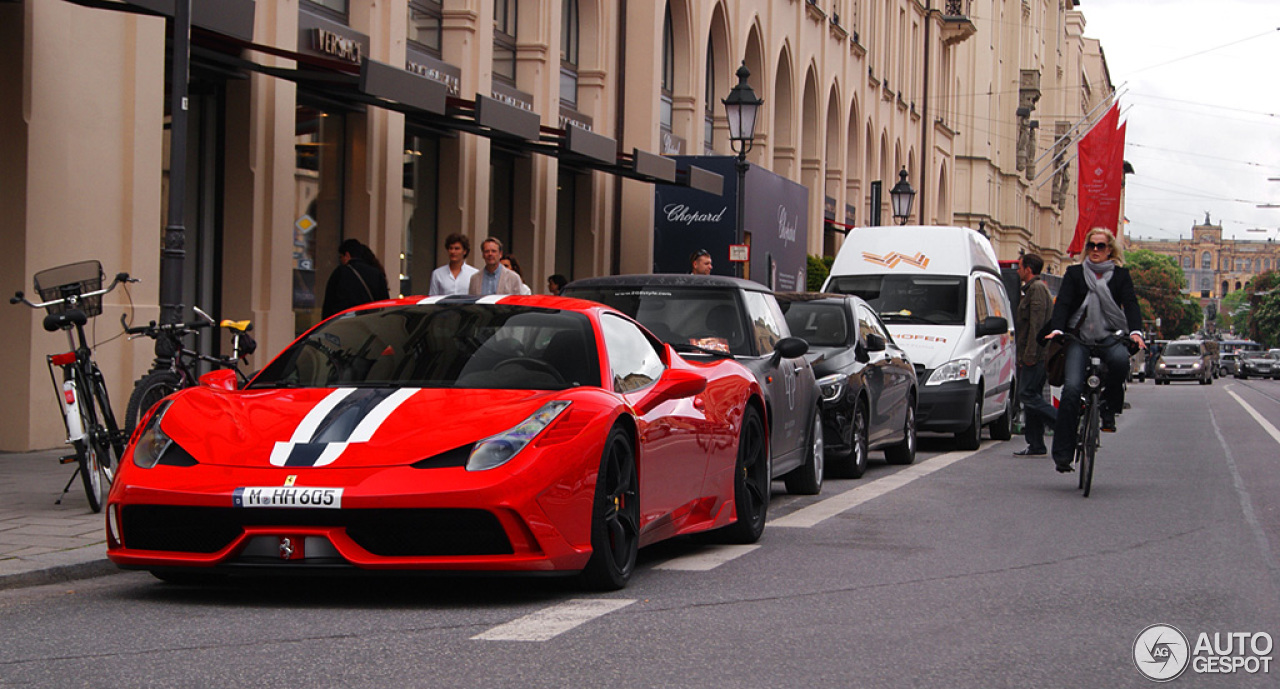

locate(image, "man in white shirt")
[[428, 233, 480, 296]]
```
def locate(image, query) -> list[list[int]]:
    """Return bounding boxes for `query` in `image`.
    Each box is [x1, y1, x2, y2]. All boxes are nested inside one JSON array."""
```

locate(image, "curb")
[[0, 558, 120, 591]]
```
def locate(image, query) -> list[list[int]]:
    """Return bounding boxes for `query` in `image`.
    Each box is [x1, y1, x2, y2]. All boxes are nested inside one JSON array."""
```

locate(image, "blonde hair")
[[1081, 228, 1124, 266]]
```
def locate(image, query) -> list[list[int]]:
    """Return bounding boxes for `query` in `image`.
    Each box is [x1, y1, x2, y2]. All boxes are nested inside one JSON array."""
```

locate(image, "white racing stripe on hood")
[[291, 388, 356, 443], [348, 388, 418, 442], [269, 388, 420, 467]]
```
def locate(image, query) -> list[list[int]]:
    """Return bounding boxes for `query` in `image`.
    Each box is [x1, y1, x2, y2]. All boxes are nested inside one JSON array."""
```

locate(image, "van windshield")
[[826, 275, 967, 326]]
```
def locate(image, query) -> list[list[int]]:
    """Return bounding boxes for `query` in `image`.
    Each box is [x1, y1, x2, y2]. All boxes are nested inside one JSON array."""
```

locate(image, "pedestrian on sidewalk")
[[1013, 253, 1057, 456]]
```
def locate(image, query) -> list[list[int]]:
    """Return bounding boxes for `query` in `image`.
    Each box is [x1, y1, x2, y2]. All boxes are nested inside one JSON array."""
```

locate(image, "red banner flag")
[[1069, 103, 1126, 255]]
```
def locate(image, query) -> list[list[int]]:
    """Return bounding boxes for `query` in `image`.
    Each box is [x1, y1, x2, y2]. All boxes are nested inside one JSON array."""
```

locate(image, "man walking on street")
[[1013, 253, 1057, 456], [468, 236, 524, 296], [428, 233, 479, 296]]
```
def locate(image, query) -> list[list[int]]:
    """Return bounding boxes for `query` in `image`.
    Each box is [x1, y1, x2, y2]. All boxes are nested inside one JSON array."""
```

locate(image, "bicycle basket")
[[33, 260, 105, 317]]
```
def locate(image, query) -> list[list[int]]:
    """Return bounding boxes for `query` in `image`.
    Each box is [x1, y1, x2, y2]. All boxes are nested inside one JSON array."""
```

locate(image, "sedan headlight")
[[1157, 362, 1167, 369], [467, 401, 571, 471], [926, 359, 972, 386], [1191, 362, 1201, 369], [817, 373, 848, 403]]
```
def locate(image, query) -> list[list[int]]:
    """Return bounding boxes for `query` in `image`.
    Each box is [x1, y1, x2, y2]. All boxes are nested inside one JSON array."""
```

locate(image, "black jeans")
[[1051, 338, 1130, 463], [1017, 362, 1057, 453]]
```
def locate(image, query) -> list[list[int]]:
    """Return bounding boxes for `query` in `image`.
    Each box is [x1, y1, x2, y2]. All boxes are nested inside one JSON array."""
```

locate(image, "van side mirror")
[[976, 316, 1008, 337]]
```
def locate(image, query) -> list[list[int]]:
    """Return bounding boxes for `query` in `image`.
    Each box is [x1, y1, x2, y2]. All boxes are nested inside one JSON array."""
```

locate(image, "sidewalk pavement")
[[0, 448, 119, 590]]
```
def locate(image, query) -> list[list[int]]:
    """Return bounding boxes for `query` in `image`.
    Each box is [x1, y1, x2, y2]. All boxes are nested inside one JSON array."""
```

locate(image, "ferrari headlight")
[[467, 401, 571, 471], [132, 400, 174, 469], [926, 358, 972, 386], [817, 373, 848, 403]]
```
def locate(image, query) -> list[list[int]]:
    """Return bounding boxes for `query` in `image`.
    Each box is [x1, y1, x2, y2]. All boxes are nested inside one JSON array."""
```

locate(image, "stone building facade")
[[951, 0, 1113, 274], [0, 0, 1109, 450], [1128, 215, 1280, 300]]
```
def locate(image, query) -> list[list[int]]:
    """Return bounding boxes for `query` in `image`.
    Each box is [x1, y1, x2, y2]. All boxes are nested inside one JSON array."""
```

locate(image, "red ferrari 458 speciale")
[[107, 295, 768, 589]]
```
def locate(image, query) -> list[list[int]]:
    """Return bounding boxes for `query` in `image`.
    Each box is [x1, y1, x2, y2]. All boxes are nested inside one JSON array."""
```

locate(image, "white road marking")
[[768, 446, 984, 528], [653, 544, 761, 571], [1227, 388, 1280, 445], [471, 599, 635, 642]]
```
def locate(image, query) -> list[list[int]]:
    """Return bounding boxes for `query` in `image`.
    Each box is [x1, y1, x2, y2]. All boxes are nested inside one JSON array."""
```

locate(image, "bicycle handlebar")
[[123, 316, 214, 337], [10, 272, 134, 310]]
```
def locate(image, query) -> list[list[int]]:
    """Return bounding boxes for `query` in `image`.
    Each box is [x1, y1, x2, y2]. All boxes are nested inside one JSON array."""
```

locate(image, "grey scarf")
[[1070, 258, 1127, 343]]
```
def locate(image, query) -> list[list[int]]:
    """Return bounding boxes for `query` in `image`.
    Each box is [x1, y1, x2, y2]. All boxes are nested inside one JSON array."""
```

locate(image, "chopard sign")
[[777, 206, 799, 244], [663, 204, 726, 226]]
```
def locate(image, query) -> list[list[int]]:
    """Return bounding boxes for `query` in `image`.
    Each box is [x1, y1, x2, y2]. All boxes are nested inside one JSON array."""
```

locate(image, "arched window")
[[560, 0, 579, 105], [494, 0, 518, 83], [1200, 276, 1211, 292], [1236, 281, 1243, 291], [1201, 251, 1212, 270], [660, 4, 674, 133], [1183, 256, 1192, 269], [1222, 281, 1230, 295]]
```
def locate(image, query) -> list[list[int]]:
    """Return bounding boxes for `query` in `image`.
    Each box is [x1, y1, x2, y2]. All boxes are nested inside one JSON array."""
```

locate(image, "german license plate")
[[233, 486, 343, 509]]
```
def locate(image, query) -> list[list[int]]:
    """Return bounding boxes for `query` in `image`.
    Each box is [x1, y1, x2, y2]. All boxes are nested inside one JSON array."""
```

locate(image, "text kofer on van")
[[821, 225, 1016, 450]]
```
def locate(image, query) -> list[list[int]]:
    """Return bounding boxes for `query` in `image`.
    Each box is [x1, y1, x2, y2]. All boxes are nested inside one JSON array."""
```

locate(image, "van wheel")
[[955, 397, 982, 451], [989, 390, 1013, 441]]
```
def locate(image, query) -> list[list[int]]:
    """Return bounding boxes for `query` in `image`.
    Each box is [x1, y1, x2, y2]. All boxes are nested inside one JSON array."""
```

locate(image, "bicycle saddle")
[[43, 309, 87, 332]]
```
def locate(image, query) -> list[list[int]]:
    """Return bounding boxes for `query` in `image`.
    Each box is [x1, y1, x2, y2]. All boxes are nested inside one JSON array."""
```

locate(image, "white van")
[[821, 225, 1016, 450]]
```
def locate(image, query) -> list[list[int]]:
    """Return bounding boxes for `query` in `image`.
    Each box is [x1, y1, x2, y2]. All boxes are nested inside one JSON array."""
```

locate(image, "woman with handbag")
[[1043, 229, 1146, 473], [322, 239, 391, 319]]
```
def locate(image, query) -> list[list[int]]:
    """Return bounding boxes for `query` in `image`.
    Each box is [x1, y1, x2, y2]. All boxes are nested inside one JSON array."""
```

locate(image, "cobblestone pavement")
[[0, 448, 117, 589]]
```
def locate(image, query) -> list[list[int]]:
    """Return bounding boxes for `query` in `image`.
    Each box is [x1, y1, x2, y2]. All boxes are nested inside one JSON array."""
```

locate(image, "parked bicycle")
[[11, 261, 133, 512], [122, 307, 256, 435]]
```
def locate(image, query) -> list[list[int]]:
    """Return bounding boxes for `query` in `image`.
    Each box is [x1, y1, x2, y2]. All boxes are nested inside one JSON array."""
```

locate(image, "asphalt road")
[[2, 381, 1279, 688]]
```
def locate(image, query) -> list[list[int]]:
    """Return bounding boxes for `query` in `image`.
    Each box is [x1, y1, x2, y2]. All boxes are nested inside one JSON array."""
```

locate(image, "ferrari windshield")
[[825, 274, 967, 326], [250, 304, 601, 390], [561, 286, 750, 356]]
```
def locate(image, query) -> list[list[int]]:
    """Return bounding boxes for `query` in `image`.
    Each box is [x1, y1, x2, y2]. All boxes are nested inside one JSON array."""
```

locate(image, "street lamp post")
[[723, 63, 763, 278], [889, 168, 916, 226]]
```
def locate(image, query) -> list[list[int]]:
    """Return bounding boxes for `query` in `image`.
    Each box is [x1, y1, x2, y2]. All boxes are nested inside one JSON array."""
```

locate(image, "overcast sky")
[[1078, 0, 1280, 242]]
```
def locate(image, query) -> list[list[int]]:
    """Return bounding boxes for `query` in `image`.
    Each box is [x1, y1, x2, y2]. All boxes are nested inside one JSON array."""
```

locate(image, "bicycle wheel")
[[1074, 404, 1088, 490], [73, 371, 111, 512], [1081, 393, 1100, 497], [88, 364, 125, 461], [125, 370, 184, 436]]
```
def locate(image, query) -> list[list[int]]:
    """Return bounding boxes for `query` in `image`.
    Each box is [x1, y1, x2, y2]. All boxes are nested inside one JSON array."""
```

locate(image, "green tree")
[[1247, 270, 1280, 347], [807, 254, 833, 292], [1219, 288, 1250, 333], [1126, 249, 1201, 338]]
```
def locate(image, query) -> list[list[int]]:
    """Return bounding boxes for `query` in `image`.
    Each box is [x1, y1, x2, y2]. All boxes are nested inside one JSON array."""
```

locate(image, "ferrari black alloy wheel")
[[720, 406, 769, 544], [581, 426, 640, 591]]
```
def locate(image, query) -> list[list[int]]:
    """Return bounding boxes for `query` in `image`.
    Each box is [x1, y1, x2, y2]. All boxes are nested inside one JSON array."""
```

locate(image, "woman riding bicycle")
[[1043, 228, 1145, 473]]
